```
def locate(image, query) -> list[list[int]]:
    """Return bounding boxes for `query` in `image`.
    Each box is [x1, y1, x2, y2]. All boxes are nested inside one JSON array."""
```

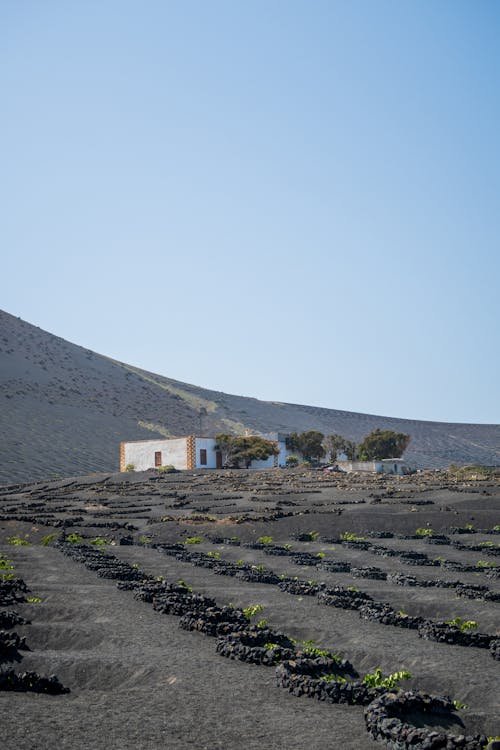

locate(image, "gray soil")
[[1, 468, 499, 748]]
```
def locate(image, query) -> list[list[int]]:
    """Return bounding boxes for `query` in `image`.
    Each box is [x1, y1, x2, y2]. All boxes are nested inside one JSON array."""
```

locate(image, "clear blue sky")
[[2, 1, 499, 423]]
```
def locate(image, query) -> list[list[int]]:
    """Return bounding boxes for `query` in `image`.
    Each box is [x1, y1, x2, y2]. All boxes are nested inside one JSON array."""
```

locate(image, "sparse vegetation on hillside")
[[448, 465, 500, 481]]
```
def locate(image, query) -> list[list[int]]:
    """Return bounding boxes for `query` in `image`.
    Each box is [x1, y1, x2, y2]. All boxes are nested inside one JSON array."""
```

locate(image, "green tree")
[[214, 434, 279, 468], [286, 431, 325, 462], [324, 433, 357, 461], [357, 429, 410, 460]]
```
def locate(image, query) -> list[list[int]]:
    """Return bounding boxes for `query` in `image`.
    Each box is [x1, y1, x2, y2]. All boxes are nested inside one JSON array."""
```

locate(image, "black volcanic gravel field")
[[0, 467, 499, 749]]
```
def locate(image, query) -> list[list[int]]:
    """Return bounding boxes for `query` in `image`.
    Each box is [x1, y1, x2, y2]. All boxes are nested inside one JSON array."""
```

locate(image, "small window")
[[155, 451, 162, 467], [199, 448, 207, 466]]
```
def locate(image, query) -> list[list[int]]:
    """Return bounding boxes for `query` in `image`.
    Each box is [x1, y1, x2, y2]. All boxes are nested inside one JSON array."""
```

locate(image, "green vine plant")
[[445, 617, 478, 631], [0, 557, 14, 571], [362, 668, 412, 689], [340, 532, 366, 542], [415, 528, 434, 537], [89, 537, 107, 546], [257, 536, 273, 545], [41, 533, 57, 546], [242, 604, 264, 620], [65, 533, 83, 543], [301, 640, 341, 661], [7, 536, 30, 546], [184, 536, 203, 545]]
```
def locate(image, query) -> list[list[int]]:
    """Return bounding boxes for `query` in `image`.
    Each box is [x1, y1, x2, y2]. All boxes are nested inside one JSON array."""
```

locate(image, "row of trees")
[[212, 428, 411, 469], [286, 429, 410, 463]]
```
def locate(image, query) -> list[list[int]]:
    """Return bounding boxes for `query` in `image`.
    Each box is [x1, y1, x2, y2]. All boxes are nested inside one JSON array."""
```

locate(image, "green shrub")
[[415, 528, 434, 537], [340, 532, 366, 542], [285, 455, 299, 467], [124, 463, 135, 472], [257, 535, 273, 545], [243, 604, 264, 619], [445, 617, 477, 631], [65, 533, 83, 543], [41, 533, 57, 546], [362, 668, 412, 688], [138, 536, 152, 544], [157, 464, 177, 473], [477, 560, 496, 568], [0, 559, 14, 571], [184, 536, 203, 545], [26, 597, 42, 604], [7, 536, 30, 546], [89, 537, 107, 546]]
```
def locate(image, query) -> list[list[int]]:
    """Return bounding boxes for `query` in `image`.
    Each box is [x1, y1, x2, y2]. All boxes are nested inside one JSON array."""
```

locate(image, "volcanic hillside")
[[0, 309, 499, 485]]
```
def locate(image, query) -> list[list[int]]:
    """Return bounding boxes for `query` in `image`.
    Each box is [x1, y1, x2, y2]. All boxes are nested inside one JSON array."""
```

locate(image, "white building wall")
[[122, 436, 292, 472], [381, 460, 406, 475], [194, 437, 218, 469], [123, 438, 188, 471], [337, 460, 382, 474]]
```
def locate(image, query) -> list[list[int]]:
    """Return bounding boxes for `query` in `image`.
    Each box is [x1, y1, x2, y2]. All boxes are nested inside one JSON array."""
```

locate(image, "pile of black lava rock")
[[417, 621, 494, 650], [0, 629, 28, 660], [55, 542, 153, 583], [275, 656, 379, 706], [351, 566, 388, 580], [0, 611, 29, 629], [216, 627, 296, 665], [180, 605, 249, 637], [318, 559, 352, 573], [0, 670, 69, 694], [0, 571, 69, 695], [489, 640, 500, 661], [277, 579, 323, 596], [0, 577, 28, 607], [358, 603, 425, 630], [262, 545, 295, 557], [235, 568, 281, 584], [364, 690, 487, 750], [455, 584, 500, 603], [317, 586, 374, 610]]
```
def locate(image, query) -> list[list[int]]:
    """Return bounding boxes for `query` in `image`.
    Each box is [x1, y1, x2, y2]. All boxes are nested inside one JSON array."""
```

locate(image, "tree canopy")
[[214, 434, 279, 469], [286, 431, 325, 462], [357, 429, 410, 460], [324, 433, 357, 461]]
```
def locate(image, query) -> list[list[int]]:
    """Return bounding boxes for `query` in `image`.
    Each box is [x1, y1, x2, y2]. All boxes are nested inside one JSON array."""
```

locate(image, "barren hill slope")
[[0, 309, 498, 484]]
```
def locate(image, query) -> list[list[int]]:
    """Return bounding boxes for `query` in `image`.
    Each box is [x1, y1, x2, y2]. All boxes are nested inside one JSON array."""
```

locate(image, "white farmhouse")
[[120, 433, 290, 472]]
